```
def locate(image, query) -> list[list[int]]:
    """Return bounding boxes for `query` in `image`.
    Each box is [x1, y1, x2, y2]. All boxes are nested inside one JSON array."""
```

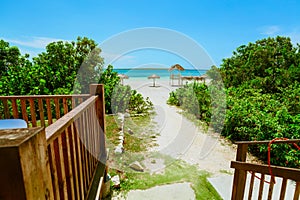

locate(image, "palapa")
[[148, 74, 160, 87]]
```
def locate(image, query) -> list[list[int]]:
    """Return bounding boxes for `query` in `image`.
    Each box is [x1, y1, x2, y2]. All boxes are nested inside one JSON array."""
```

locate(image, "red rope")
[[250, 138, 300, 184], [249, 171, 271, 184], [268, 138, 300, 184]]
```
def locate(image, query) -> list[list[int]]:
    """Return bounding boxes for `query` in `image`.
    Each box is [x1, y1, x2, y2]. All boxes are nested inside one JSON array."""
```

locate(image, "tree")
[[0, 39, 30, 78], [98, 65, 120, 113], [33, 36, 104, 94], [221, 36, 300, 93], [219, 36, 300, 168], [0, 40, 32, 95]]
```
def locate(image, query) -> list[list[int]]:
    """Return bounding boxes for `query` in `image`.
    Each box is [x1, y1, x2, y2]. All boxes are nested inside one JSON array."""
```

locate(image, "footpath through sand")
[[127, 78, 237, 175], [110, 78, 238, 200], [113, 78, 296, 200]]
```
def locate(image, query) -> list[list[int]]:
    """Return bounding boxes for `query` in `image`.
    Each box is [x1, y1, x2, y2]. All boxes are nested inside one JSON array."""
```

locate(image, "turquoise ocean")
[[113, 68, 207, 79]]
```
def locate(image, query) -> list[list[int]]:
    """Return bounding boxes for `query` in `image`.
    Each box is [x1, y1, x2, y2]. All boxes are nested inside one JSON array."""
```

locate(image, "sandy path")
[[126, 78, 237, 175]]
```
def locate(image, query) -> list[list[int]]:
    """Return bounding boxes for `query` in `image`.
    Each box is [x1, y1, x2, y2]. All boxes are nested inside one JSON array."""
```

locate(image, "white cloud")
[[259, 25, 280, 35], [2, 36, 69, 49]]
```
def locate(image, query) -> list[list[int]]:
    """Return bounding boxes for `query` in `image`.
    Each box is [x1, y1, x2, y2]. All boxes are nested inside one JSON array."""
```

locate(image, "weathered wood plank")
[[2, 99, 10, 119], [68, 124, 79, 200], [54, 98, 60, 120], [231, 161, 300, 181], [46, 99, 53, 125], [61, 130, 73, 199], [63, 98, 68, 115], [0, 128, 54, 199], [235, 139, 300, 145], [38, 99, 45, 127], [280, 178, 287, 200], [45, 96, 97, 143], [48, 143, 60, 200], [11, 99, 19, 119], [29, 99, 37, 127], [57, 135, 68, 199], [248, 172, 255, 200], [232, 144, 248, 200], [74, 120, 84, 199], [267, 178, 274, 200], [0, 94, 90, 100], [20, 99, 28, 124], [258, 174, 265, 200], [294, 182, 300, 200]]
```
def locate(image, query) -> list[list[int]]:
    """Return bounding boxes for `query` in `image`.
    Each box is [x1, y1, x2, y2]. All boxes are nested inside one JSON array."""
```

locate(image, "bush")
[[168, 36, 300, 168], [100, 65, 153, 114], [167, 82, 211, 123]]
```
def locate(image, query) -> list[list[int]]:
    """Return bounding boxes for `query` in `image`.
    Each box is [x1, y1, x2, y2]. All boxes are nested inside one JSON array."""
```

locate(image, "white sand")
[[124, 78, 237, 175], [112, 78, 270, 200]]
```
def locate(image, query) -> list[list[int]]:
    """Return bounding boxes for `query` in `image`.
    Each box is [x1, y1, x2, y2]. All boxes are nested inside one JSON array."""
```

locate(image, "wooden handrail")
[[231, 139, 300, 200], [0, 94, 90, 127], [231, 161, 300, 181], [0, 94, 90, 99], [0, 85, 107, 199], [46, 95, 97, 143], [234, 139, 300, 145]]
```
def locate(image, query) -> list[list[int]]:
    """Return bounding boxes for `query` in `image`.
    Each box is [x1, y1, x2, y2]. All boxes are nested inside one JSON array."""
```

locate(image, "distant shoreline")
[[113, 68, 208, 71], [113, 68, 207, 78]]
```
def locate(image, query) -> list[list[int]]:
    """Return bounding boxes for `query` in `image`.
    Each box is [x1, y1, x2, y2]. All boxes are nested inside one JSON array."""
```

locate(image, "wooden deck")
[[231, 139, 300, 200], [0, 84, 107, 200]]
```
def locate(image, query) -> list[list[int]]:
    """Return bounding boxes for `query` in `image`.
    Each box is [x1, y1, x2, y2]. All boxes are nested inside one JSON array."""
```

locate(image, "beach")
[[123, 77, 237, 174], [110, 77, 270, 200]]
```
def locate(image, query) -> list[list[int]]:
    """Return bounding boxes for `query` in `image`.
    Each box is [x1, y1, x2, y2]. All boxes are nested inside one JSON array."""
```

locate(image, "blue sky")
[[1, 0, 300, 69]]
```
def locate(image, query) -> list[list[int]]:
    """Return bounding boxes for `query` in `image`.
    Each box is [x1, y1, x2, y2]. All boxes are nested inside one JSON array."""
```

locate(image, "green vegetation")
[[111, 159, 222, 200], [105, 115, 157, 153], [99, 65, 153, 114], [0, 37, 103, 95], [0, 38, 153, 116], [105, 115, 221, 199], [168, 36, 300, 168], [168, 82, 211, 123]]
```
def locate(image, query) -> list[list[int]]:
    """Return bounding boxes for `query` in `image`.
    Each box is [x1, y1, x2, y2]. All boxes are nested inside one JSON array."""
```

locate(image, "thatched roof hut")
[[169, 64, 184, 86], [168, 64, 185, 71]]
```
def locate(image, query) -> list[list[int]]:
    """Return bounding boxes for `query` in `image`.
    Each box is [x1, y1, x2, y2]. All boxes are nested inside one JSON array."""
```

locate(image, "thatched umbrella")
[[148, 74, 160, 87], [118, 74, 129, 85]]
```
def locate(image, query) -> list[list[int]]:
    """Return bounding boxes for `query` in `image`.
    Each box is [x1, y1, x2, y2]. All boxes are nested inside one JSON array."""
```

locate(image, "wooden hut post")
[[0, 127, 53, 199]]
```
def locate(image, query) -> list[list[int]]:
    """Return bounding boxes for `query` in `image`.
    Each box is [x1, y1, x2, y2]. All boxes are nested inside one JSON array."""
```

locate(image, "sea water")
[[113, 68, 206, 78]]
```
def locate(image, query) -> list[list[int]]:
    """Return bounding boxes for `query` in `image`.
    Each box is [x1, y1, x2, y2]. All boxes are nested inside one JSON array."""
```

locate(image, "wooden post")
[[0, 127, 53, 199], [89, 84, 108, 199], [89, 84, 105, 133], [231, 143, 248, 200]]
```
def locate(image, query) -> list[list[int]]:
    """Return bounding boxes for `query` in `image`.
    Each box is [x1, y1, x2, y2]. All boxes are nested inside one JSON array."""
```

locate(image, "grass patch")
[[110, 158, 222, 200], [105, 114, 222, 200]]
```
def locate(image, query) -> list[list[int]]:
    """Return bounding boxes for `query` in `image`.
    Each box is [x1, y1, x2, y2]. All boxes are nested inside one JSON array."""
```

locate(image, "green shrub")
[[167, 82, 211, 123]]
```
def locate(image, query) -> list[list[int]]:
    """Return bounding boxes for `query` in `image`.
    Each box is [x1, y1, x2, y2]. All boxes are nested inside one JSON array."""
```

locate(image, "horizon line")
[[112, 67, 208, 70]]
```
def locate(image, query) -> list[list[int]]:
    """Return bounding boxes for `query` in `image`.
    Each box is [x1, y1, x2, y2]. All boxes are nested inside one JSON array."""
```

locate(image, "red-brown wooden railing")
[[0, 84, 107, 200], [231, 139, 300, 200], [0, 94, 90, 127]]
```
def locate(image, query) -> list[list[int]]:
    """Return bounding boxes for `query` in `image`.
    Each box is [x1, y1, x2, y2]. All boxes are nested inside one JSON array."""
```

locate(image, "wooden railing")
[[0, 94, 90, 127], [231, 139, 300, 200], [0, 84, 107, 200]]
